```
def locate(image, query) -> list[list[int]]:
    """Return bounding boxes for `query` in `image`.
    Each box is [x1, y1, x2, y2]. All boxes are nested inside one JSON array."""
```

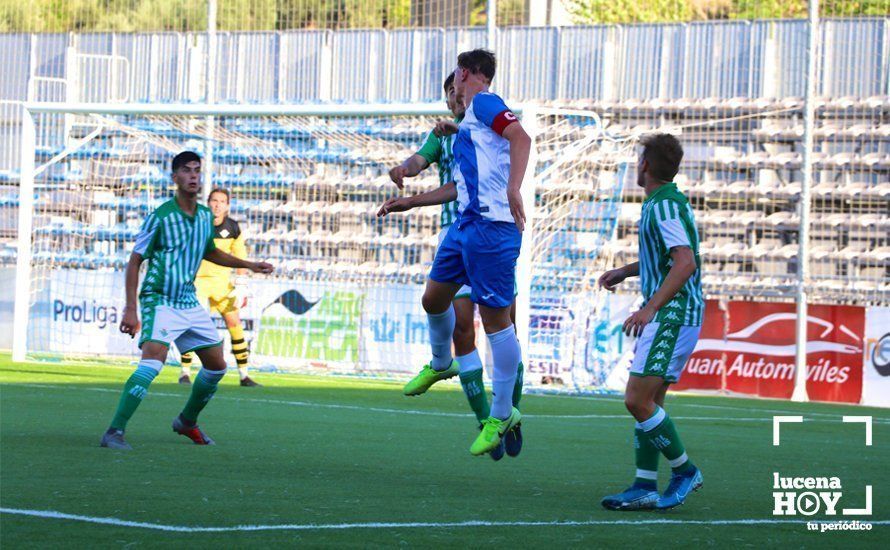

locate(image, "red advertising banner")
[[675, 300, 865, 403]]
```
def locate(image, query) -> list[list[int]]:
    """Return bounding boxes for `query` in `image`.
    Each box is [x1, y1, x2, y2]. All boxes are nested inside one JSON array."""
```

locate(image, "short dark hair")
[[208, 188, 230, 202], [172, 151, 201, 172], [443, 73, 455, 93], [457, 49, 496, 83], [641, 134, 684, 183]]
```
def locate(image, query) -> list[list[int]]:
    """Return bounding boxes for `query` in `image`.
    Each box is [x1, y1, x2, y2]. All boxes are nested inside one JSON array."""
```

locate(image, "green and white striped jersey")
[[638, 183, 704, 326], [416, 117, 461, 228], [134, 198, 216, 309]]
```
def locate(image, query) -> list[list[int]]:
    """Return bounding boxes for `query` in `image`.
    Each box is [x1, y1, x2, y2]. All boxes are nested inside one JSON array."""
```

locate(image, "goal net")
[[15, 103, 635, 392]]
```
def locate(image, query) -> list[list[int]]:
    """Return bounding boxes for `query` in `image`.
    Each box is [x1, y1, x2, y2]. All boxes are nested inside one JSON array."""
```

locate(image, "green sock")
[[458, 368, 490, 423], [642, 406, 695, 475], [181, 368, 225, 423], [110, 362, 160, 431], [512, 361, 524, 409], [634, 425, 660, 487]]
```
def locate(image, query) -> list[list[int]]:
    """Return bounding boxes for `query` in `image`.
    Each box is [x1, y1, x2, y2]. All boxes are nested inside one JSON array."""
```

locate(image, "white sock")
[[427, 306, 456, 371], [487, 325, 521, 419], [456, 349, 483, 373], [238, 366, 249, 380]]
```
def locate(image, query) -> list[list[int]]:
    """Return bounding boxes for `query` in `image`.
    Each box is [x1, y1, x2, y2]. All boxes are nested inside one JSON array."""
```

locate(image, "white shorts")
[[630, 322, 702, 383], [437, 226, 472, 300], [140, 304, 222, 354]]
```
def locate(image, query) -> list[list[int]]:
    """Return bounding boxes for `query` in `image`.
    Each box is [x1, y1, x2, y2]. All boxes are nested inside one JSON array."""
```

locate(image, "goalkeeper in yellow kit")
[[179, 188, 260, 387]]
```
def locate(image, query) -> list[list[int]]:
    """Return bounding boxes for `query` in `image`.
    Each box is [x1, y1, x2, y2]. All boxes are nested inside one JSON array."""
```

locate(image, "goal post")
[[13, 101, 632, 394]]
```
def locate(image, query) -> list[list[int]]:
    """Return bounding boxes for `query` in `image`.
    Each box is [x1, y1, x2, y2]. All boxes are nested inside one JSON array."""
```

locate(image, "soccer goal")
[[13, 102, 635, 392]]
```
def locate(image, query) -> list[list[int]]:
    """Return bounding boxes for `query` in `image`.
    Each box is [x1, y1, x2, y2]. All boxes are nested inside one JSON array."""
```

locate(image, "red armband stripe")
[[491, 109, 518, 135]]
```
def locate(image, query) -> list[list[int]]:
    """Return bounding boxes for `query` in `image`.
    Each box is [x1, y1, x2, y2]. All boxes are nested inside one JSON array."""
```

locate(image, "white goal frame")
[[13, 101, 538, 367]]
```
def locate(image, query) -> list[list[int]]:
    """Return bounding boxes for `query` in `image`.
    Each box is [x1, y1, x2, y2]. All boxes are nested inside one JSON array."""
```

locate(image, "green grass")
[[1, 354, 888, 548]]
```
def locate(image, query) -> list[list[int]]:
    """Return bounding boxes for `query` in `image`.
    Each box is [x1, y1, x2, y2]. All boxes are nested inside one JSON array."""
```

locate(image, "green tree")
[[219, 0, 276, 30]]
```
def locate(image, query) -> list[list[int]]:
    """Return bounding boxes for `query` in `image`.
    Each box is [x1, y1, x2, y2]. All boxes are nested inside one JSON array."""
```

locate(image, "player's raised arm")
[[204, 247, 273, 274], [388, 153, 430, 189], [377, 182, 457, 217], [389, 126, 442, 190], [598, 262, 640, 292]]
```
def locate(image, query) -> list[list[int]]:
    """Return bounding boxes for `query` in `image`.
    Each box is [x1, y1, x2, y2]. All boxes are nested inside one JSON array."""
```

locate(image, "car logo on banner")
[[678, 301, 865, 403]]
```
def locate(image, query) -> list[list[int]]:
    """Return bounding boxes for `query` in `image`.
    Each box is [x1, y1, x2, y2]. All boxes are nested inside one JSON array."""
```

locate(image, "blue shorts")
[[429, 219, 521, 309]]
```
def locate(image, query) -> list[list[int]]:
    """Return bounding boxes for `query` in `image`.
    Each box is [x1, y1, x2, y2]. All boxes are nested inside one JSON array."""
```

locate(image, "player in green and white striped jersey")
[[383, 73, 523, 461], [598, 134, 704, 511], [100, 151, 273, 451]]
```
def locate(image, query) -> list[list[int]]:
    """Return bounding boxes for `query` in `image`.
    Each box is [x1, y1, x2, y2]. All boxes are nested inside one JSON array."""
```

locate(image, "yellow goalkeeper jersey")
[[196, 216, 247, 283]]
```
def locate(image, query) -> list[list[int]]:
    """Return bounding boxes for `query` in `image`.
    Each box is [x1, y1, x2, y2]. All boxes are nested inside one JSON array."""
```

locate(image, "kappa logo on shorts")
[[664, 312, 681, 321], [653, 351, 667, 361], [650, 362, 665, 372], [666, 301, 682, 309], [662, 328, 676, 338], [655, 340, 671, 349]]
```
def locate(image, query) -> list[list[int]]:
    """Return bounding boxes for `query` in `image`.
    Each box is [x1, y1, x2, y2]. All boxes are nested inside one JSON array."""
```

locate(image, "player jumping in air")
[[100, 151, 273, 450], [382, 72, 524, 460], [599, 134, 704, 510], [380, 49, 531, 457], [179, 188, 260, 387]]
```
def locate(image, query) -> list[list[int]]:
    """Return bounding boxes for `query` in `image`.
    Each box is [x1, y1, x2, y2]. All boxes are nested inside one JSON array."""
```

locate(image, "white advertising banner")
[[862, 306, 890, 408]]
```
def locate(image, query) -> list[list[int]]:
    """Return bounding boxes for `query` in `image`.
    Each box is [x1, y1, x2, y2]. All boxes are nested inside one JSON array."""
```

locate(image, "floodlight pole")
[[792, 0, 819, 402]]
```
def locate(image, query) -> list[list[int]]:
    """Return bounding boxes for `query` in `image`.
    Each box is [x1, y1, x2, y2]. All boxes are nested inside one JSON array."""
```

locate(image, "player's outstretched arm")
[[389, 154, 430, 189], [119, 252, 144, 338], [433, 120, 459, 136], [502, 122, 532, 231], [598, 262, 640, 292], [204, 248, 274, 274], [377, 182, 458, 217], [622, 248, 696, 336]]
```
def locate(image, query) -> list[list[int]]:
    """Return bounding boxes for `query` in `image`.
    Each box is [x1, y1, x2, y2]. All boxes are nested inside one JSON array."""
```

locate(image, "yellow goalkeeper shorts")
[[195, 278, 240, 316]]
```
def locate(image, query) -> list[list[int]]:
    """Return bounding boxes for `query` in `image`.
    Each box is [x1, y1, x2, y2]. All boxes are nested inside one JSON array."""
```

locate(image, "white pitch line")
[[539, 392, 888, 421], [2, 508, 887, 532], [0, 383, 798, 423], [5, 383, 889, 424]]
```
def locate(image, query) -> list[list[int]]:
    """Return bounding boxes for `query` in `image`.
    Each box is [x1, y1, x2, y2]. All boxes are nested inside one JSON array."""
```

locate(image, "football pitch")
[[1, 355, 887, 548]]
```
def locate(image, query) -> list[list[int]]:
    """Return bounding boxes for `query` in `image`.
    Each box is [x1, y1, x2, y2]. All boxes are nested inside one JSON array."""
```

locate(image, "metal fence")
[[0, 18, 886, 111]]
